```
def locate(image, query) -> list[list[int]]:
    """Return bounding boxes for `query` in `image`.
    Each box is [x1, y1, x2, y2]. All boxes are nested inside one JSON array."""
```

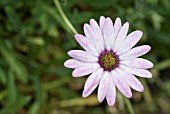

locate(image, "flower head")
[[64, 16, 153, 106]]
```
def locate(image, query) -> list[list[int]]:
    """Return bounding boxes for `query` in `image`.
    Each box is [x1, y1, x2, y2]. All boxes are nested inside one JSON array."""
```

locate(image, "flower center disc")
[[99, 52, 117, 71]]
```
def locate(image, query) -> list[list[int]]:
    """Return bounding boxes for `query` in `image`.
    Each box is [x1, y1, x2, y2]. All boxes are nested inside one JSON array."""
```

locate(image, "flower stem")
[[124, 97, 135, 114], [54, 0, 78, 35]]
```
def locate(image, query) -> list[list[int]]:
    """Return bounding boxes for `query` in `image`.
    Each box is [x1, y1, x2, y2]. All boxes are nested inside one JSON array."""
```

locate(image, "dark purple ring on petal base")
[[98, 49, 120, 71]]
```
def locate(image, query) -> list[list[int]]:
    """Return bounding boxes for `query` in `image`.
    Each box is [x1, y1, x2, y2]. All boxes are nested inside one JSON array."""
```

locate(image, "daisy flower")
[[64, 16, 153, 106]]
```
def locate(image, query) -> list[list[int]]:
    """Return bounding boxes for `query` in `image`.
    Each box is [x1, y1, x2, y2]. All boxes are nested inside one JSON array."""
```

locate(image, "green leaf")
[[84, 0, 118, 9], [28, 101, 40, 114], [0, 96, 31, 114], [5, 6, 20, 31], [0, 41, 28, 83], [27, 37, 45, 46], [0, 68, 7, 85], [148, 28, 170, 45], [7, 69, 17, 105]]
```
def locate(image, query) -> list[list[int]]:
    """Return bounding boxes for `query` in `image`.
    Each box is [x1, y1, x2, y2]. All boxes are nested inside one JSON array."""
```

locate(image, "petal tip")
[[107, 98, 115, 106], [82, 91, 88, 98], [149, 62, 154, 68], [67, 51, 72, 56], [90, 18, 95, 24], [72, 70, 78, 77], [106, 17, 111, 20], [98, 95, 105, 103], [108, 102, 114, 106], [100, 16, 105, 19], [146, 45, 151, 51], [74, 34, 80, 38], [138, 30, 143, 35], [139, 88, 144, 92], [125, 92, 132, 98], [116, 17, 121, 21], [83, 23, 89, 29], [144, 45, 152, 54], [127, 94, 132, 98], [64, 61, 68, 68], [124, 22, 129, 27], [144, 70, 153, 78], [98, 98, 104, 103], [114, 17, 122, 25], [148, 74, 153, 78], [135, 30, 143, 37]]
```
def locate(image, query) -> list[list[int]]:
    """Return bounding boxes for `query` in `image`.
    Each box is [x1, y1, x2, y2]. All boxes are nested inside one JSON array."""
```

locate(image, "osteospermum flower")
[[64, 16, 153, 106]]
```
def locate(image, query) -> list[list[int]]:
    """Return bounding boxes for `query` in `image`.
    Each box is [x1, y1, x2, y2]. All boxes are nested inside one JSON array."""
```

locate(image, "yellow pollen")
[[100, 52, 116, 70]]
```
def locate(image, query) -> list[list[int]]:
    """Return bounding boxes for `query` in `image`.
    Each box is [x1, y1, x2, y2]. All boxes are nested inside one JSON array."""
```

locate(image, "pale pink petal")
[[125, 73, 144, 92], [90, 19, 105, 51], [74, 34, 98, 56], [103, 17, 115, 50], [98, 71, 110, 102], [83, 24, 101, 52], [120, 58, 153, 69], [106, 78, 116, 106], [64, 59, 83, 68], [117, 30, 143, 55], [120, 65, 152, 78], [111, 70, 132, 98], [130, 68, 152, 78], [72, 63, 99, 77], [68, 50, 98, 62], [114, 22, 129, 52], [84, 24, 91, 39], [113, 17, 122, 39], [120, 45, 151, 60], [99, 16, 106, 31], [83, 68, 103, 97]]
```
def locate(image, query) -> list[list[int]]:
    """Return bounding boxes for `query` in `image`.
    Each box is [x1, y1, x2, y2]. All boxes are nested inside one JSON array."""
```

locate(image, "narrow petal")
[[74, 34, 98, 56], [129, 68, 152, 78], [84, 24, 91, 40], [120, 65, 152, 78], [99, 16, 106, 31], [117, 30, 143, 55], [90, 19, 105, 51], [114, 22, 129, 52], [83, 68, 103, 97], [68, 50, 98, 62], [120, 45, 151, 60], [84, 24, 101, 52], [125, 72, 144, 92], [111, 70, 132, 98], [98, 71, 110, 102], [120, 58, 154, 69], [103, 17, 115, 50], [64, 59, 83, 68], [106, 79, 116, 106], [72, 63, 99, 77], [113, 17, 122, 39]]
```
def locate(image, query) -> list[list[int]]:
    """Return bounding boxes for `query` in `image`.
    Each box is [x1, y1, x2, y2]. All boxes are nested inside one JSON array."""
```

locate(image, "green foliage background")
[[0, 0, 170, 114]]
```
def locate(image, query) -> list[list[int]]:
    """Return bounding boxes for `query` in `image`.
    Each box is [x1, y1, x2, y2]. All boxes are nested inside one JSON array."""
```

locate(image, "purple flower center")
[[98, 50, 119, 71]]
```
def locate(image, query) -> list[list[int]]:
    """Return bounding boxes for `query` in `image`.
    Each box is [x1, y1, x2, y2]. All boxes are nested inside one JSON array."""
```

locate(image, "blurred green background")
[[0, 0, 170, 114]]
